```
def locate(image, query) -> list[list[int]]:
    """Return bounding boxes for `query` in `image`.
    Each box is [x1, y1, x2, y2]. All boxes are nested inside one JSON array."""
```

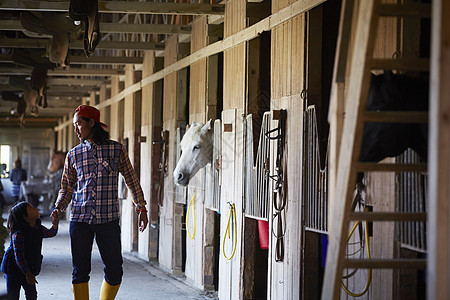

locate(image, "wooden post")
[[428, 0, 450, 299], [122, 64, 141, 252]]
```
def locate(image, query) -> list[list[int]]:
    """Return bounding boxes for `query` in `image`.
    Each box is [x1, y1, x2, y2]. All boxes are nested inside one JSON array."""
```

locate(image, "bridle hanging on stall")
[[266, 109, 287, 262]]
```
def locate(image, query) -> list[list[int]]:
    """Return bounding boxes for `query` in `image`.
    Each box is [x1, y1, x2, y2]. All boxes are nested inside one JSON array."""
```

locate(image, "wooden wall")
[[269, 10, 305, 299], [159, 34, 188, 273], [185, 16, 208, 289], [218, 0, 247, 298], [219, 108, 245, 300], [44, 1, 448, 299], [190, 17, 208, 118], [138, 50, 161, 261], [223, 0, 246, 111], [122, 64, 141, 252], [109, 76, 122, 142]]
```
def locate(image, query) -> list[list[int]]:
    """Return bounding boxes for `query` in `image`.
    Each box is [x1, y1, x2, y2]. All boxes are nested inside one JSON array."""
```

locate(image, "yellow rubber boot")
[[72, 282, 89, 300], [99, 279, 120, 300]]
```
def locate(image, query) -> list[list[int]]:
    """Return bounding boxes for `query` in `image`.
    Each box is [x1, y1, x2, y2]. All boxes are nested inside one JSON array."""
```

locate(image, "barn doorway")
[[301, 0, 341, 299], [242, 27, 271, 299]]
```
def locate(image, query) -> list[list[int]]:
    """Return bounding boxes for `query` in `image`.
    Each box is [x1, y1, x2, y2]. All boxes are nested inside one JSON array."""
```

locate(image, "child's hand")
[[50, 209, 60, 226], [25, 271, 38, 284]]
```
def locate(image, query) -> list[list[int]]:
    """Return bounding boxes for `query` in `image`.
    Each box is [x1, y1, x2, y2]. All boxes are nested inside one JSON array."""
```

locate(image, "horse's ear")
[[201, 119, 212, 133]]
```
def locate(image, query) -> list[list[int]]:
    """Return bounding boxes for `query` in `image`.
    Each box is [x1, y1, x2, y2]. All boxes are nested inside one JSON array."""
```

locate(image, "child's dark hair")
[[6, 201, 29, 233]]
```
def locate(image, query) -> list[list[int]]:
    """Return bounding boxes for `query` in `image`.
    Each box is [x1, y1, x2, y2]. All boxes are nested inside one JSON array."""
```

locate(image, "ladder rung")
[[344, 258, 426, 269], [368, 58, 429, 71], [363, 111, 428, 123], [377, 3, 431, 18], [356, 163, 427, 172], [349, 212, 426, 222]]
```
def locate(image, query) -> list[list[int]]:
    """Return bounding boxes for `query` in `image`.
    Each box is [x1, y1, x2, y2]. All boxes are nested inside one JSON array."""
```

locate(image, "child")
[[1, 202, 59, 299]]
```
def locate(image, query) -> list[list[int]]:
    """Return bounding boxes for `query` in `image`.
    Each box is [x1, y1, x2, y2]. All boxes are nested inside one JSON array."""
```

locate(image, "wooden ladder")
[[322, 0, 431, 299]]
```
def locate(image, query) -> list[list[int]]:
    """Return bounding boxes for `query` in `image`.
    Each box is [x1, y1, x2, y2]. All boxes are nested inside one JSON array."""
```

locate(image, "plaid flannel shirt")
[[56, 140, 146, 224]]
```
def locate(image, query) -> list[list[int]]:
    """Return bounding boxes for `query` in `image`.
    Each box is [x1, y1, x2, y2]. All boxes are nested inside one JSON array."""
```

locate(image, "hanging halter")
[[266, 109, 287, 262]]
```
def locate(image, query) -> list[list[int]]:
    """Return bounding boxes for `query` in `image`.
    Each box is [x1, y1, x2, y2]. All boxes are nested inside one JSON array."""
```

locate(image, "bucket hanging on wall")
[[258, 220, 269, 249]]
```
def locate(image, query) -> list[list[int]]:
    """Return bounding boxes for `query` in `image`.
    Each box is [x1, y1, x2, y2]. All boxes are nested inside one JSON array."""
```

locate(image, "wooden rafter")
[[0, 20, 191, 35], [0, 38, 164, 51], [0, 54, 143, 65], [0, 67, 124, 76], [0, 0, 224, 15]]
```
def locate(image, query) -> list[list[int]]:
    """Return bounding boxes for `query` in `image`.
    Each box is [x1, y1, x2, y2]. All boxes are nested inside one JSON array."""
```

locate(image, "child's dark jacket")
[[1, 219, 56, 276]]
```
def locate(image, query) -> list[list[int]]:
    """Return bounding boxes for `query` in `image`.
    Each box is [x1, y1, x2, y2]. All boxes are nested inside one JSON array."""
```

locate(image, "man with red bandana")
[[51, 105, 148, 300]]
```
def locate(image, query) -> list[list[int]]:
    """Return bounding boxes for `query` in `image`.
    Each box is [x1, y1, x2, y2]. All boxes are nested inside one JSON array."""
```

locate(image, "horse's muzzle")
[[174, 170, 189, 186]]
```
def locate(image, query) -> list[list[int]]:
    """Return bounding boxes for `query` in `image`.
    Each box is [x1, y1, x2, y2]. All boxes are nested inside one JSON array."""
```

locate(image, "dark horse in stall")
[[357, 71, 429, 185]]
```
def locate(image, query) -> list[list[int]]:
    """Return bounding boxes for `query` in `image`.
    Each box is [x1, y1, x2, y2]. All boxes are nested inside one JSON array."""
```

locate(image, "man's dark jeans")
[[69, 220, 123, 286]]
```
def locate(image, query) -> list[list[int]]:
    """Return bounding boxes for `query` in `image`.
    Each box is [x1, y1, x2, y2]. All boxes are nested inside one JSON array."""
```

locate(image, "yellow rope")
[[186, 192, 196, 240], [222, 203, 237, 260], [341, 207, 372, 297]]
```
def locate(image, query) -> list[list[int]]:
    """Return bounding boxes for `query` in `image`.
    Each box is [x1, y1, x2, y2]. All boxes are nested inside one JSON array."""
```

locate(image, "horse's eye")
[[193, 145, 200, 151]]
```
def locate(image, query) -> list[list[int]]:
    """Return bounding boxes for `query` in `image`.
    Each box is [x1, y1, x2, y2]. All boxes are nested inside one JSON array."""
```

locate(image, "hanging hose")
[[186, 192, 196, 240], [222, 202, 237, 260], [341, 206, 372, 297]]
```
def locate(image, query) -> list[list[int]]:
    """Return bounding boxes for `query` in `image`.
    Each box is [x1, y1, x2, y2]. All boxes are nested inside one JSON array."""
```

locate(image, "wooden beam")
[[0, 54, 143, 65], [46, 91, 91, 97], [0, 20, 191, 34], [46, 97, 82, 102], [141, 0, 326, 86], [47, 87, 99, 93], [101, 23, 191, 35], [96, 0, 326, 110], [0, 0, 224, 15], [47, 78, 109, 86], [428, 0, 450, 299], [0, 106, 74, 115], [0, 117, 59, 128], [0, 38, 165, 51], [0, 67, 125, 76]]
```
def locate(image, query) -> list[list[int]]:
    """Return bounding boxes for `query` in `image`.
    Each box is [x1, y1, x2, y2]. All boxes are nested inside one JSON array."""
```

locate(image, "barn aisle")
[[0, 214, 217, 300]]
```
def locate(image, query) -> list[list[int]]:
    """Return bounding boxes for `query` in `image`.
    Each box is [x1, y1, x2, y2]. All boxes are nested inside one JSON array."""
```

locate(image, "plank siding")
[[122, 65, 141, 253], [190, 17, 208, 117], [109, 76, 121, 141], [159, 35, 188, 273], [270, 11, 305, 300], [218, 0, 247, 298], [218, 109, 245, 300], [138, 50, 159, 261], [184, 16, 209, 290], [223, 0, 246, 111]]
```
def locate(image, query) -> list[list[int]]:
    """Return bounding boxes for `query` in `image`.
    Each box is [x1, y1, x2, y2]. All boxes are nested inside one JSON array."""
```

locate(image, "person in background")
[[10, 160, 27, 204], [50, 105, 148, 300], [1, 201, 59, 299]]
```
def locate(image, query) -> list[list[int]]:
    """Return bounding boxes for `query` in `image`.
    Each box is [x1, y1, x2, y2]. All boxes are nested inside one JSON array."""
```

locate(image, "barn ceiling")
[[0, 0, 225, 128]]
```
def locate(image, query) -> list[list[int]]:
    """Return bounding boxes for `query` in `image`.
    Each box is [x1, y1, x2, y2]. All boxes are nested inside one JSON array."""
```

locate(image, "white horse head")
[[174, 120, 214, 186]]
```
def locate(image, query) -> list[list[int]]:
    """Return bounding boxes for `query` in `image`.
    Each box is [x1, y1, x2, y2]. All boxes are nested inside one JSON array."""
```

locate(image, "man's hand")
[[139, 211, 148, 232]]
